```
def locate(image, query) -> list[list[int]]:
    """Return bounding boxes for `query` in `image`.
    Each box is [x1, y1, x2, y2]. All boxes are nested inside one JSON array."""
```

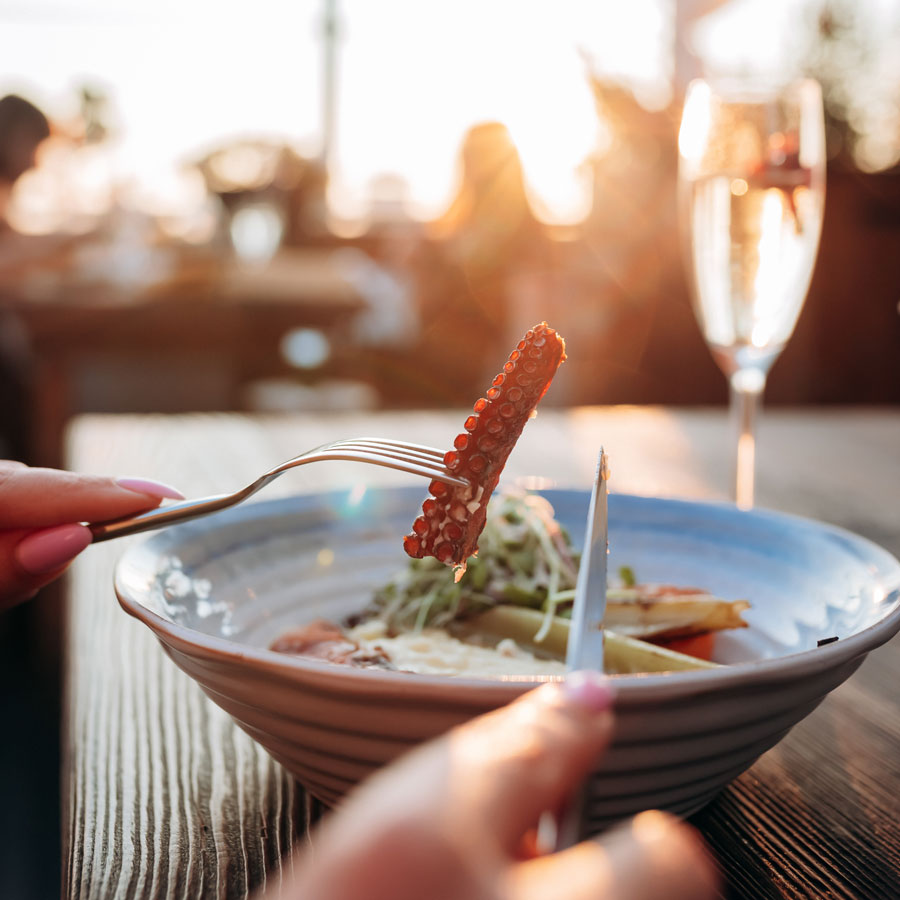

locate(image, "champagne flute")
[[678, 79, 825, 508]]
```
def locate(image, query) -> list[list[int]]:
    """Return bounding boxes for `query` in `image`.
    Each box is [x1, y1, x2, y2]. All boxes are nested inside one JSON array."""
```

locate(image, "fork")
[[89, 438, 468, 543]]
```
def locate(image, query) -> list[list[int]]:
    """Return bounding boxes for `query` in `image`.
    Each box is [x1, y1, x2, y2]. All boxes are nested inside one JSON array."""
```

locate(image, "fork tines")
[[332, 438, 448, 463], [323, 439, 467, 486]]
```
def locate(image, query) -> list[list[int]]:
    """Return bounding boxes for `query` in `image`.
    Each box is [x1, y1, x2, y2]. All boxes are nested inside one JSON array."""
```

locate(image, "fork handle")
[[89, 493, 237, 543]]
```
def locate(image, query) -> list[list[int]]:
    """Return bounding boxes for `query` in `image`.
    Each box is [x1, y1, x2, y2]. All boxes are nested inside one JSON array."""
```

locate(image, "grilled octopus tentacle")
[[403, 321, 566, 576]]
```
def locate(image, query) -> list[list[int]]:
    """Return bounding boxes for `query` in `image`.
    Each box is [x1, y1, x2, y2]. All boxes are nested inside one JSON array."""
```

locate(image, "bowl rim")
[[114, 489, 900, 700]]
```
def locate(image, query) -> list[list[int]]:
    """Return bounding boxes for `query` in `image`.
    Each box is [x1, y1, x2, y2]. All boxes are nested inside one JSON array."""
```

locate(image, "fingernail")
[[562, 670, 615, 712], [15, 524, 93, 575], [116, 477, 185, 500]]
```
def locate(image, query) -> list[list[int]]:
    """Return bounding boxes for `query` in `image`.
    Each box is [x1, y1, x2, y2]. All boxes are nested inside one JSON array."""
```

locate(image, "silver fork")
[[89, 438, 468, 543]]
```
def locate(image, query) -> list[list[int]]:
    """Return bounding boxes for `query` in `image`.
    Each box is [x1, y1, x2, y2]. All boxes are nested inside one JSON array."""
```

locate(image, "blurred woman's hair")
[[0, 94, 50, 184], [429, 121, 541, 269]]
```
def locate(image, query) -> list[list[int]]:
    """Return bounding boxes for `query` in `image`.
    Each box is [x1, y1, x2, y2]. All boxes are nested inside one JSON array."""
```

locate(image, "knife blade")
[[566, 448, 610, 671], [554, 448, 609, 851]]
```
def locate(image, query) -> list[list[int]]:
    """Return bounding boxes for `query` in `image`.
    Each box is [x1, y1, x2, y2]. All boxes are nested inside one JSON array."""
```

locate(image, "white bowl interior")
[[119, 488, 900, 670]]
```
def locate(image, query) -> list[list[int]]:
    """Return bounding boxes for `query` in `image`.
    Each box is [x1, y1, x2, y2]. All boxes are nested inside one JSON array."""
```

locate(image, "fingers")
[[279, 675, 616, 900], [276, 677, 721, 900], [0, 461, 184, 611], [0, 463, 183, 530], [438, 673, 615, 854], [506, 811, 720, 900], [0, 526, 91, 610], [326, 674, 615, 860]]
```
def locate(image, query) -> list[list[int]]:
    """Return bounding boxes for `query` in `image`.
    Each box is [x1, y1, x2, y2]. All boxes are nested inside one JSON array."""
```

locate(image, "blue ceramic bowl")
[[116, 489, 900, 829]]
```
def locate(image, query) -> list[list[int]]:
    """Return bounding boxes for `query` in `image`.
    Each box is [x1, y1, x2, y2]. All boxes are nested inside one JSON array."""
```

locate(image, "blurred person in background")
[[0, 97, 67, 898], [0, 93, 50, 230], [0, 94, 51, 462], [413, 121, 554, 404], [0, 92, 61, 271]]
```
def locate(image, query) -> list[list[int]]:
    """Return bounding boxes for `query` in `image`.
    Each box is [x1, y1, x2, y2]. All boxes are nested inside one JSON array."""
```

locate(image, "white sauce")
[[347, 619, 567, 678]]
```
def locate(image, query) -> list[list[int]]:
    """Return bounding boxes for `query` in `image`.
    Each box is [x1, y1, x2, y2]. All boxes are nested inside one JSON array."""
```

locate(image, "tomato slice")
[[653, 632, 716, 661]]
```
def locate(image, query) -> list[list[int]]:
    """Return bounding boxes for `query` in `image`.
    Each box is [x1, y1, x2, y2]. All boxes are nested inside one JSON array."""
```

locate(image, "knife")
[[566, 448, 610, 671], [554, 448, 609, 850]]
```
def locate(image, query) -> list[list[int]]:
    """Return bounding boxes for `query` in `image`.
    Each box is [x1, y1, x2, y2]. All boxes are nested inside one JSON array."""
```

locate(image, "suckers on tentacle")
[[403, 322, 566, 576]]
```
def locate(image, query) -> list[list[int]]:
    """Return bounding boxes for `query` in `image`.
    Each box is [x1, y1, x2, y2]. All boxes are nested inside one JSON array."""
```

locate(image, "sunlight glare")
[[678, 81, 712, 170], [347, 483, 367, 508], [0, 0, 674, 228], [751, 189, 786, 348], [330, 0, 654, 226], [507, 105, 597, 226]]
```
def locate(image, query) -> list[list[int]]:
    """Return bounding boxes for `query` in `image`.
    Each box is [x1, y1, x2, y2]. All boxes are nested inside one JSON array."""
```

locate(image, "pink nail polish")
[[116, 477, 185, 501], [562, 670, 615, 712], [15, 524, 93, 575]]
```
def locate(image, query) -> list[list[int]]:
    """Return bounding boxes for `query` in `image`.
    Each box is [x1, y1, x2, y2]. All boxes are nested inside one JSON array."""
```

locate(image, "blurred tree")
[[798, 0, 900, 172]]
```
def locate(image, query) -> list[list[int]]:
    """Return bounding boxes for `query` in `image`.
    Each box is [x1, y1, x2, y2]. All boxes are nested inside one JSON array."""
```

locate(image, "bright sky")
[[0, 0, 895, 225], [0, 0, 668, 225]]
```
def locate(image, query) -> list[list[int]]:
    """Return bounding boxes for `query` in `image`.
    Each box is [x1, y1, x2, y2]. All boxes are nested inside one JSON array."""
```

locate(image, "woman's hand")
[[274, 673, 719, 900], [0, 461, 183, 610]]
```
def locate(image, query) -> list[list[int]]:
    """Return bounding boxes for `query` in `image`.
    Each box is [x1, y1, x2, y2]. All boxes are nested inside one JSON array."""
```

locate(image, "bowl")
[[115, 488, 900, 830]]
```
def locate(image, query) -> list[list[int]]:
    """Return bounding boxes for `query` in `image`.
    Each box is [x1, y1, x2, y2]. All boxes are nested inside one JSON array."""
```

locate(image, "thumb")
[[439, 672, 616, 855], [331, 672, 616, 861]]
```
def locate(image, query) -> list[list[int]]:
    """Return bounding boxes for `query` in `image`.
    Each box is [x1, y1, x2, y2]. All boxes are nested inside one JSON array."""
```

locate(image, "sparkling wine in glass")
[[678, 78, 825, 508]]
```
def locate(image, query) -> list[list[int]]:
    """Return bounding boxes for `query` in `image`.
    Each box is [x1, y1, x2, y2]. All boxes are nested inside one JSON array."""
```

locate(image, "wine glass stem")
[[730, 369, 766, 509]]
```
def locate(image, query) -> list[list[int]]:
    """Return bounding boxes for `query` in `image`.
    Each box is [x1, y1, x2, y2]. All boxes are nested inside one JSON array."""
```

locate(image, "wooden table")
[[63, 406, 900, 899]]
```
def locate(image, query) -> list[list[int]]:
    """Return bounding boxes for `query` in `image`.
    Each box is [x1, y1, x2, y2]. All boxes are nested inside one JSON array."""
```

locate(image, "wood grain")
[[63, 416, 312, 900], [62, 407, 900, 899]]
